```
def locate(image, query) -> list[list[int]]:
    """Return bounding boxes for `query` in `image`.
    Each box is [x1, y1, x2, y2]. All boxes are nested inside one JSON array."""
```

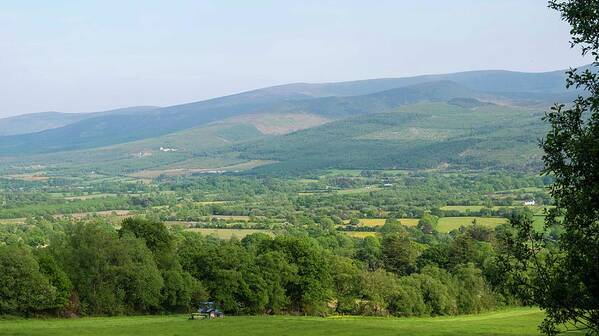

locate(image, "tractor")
[[190, 302, 224, 320]]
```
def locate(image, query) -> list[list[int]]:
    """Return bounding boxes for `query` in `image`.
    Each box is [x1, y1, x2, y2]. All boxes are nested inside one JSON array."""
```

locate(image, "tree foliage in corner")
[[500, 1, 599, 334]]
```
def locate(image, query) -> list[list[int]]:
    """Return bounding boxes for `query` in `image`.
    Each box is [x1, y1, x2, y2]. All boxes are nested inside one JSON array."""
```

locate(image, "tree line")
[[0, 217, 517, 317]]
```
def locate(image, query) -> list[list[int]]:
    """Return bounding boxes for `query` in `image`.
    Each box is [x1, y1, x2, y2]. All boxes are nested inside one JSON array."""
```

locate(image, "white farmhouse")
[[160, 146, 178, 152]]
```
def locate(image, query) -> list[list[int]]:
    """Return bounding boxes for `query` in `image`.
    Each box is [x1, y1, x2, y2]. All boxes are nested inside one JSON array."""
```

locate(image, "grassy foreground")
[[0, 308, 575, 336]]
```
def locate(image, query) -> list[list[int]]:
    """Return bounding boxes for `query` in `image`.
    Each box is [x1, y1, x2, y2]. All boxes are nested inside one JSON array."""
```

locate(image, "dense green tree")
[[453, 263, 495, 314], [386, 283, 428, 317], [330, 256, 362, 313], [53, 223, 163, 315], [265, 236, 333, 313], [448, 234, 478, 268], [381, 232, 419, 275], [358, 269, 399, 315], [417, 213, 439, 234], [416, 266, 458, 316], [417, 243, 450, 270], [255, 250, 297, 313], [119, 217, 174, 264], [119, 217, 204, 311], [355, 236, 382, 271], [34, 250, 72, 313], [500, 1, 599, 334], [379, 220, 404, 235], [0, 245, 58, 315]]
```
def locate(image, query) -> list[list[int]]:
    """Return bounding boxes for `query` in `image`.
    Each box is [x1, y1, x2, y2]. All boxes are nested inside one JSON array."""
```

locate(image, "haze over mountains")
[[0, 66, 586, 176]]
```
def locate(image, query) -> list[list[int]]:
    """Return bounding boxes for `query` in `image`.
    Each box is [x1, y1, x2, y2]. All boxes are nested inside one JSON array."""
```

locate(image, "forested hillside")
[[0, 67, 578, 158]]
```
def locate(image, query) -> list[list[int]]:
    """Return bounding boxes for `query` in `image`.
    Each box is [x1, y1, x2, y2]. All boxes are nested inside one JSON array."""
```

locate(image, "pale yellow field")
[[6, 173, 49, 181], [64, 193, 118, 200], [0, 218, 26, 225], [211, 215, 251, 221], [196, 201, 228, 205], [344, 218, 420, 227], [440, 205, 552, 214], [53, 210, 134, 220], [185, 228, 273, 239], [130, 160, 274, 178], [342, 217, 507, 235], [399, 218, 420, 227], [440, 205, 486, 211], [357, 218, 386, 226], [343, 231, 378, 238], [337, 187, 382, 194]]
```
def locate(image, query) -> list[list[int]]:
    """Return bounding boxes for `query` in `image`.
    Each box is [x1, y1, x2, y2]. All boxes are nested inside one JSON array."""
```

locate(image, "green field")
[[437, 217, 508, 232], [0, 308, 570, 336]]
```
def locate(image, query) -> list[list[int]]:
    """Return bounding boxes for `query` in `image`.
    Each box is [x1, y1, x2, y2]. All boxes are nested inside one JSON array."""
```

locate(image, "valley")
[[0, 64, 591, 335]]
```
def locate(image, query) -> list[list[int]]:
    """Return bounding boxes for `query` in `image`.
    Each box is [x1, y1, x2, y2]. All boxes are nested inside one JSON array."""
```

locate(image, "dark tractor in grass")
[[190, 302, 224, 320]]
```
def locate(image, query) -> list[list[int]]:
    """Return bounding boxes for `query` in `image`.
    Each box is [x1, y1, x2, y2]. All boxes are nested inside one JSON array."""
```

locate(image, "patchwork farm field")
[[437, 217, 508, 232], [0, 308, 567, 336], [344, 231, 378, 238], [348, 217, 506, 232], [185, 228, 273, 239]]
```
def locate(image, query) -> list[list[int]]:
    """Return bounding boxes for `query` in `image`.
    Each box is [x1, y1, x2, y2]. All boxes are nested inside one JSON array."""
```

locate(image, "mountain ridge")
[[0, 65, 587, 161]]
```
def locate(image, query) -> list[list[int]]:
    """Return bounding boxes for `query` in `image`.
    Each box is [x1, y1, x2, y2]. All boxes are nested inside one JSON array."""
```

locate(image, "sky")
[[0, 0, 588, 118]]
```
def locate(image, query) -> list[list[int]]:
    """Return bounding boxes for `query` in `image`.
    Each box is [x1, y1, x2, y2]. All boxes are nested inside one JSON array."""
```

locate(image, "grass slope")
[[0, 308, 569, 336]]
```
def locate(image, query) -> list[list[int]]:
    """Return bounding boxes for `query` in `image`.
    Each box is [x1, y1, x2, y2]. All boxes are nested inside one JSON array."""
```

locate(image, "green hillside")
[[0, 122, 265, 175], [241, 102, 546, 175], [0, 67, 576, 156], [0, 66, 576, 177], [0, 102, 547, 176]]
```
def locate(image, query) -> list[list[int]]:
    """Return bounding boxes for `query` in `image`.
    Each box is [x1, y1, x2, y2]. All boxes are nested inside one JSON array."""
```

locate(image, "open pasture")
[[346, 218, 420, 227], [437, 216, 508, 232], [336, 186, 382, 194], [210, 215, 251, 221], [344, 231, 378, 238], [185, 228, 272, 239], [440, 205, 487, 212], [0, 218, 26, 225], [0, 308, 570, 336]]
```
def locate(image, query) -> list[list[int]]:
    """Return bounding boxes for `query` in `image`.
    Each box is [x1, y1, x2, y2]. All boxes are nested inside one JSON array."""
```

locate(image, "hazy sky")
[[0, 0, 588, 117]]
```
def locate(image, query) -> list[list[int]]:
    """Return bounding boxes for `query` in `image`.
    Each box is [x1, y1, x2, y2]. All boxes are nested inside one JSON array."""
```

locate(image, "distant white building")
[[524, 200, 536, 206], [160, 146, 178, 152]]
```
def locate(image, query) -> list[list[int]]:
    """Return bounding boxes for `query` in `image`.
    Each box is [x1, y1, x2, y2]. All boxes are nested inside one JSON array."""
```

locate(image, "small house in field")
[[524, 200, 536, 206], [160, 146, 178, 152]]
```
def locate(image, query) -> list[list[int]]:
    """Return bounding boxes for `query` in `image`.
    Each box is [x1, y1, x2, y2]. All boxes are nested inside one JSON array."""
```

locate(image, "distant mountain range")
[[0, 66, 588, 176], [0, 106, 160, 136]]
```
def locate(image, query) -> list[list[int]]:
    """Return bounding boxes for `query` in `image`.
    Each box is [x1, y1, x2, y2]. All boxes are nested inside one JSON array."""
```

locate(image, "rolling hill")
[[0, 67, 579, 155], [0, 101, 546, 176], [0, 65, 586, 176], [0, 106, 160, 136]]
